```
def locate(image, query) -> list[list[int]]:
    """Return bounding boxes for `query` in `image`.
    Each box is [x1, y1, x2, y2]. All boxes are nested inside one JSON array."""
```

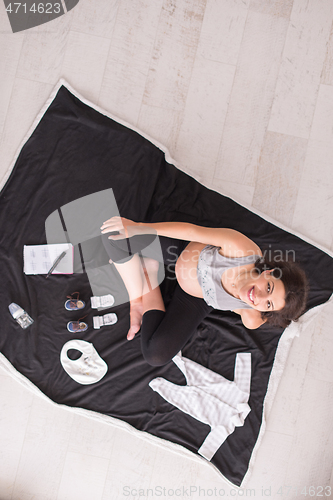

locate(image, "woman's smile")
[[238, 271, 286, 312], [248, 286, 255, 304]]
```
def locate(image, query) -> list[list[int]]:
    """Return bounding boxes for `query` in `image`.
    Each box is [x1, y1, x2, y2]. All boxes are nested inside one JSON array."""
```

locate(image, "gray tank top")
[[197, 245, 261, 311]]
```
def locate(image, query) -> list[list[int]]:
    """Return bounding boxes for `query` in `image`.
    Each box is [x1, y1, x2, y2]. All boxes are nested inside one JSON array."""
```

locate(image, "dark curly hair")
[[254, 256, 309, 328]]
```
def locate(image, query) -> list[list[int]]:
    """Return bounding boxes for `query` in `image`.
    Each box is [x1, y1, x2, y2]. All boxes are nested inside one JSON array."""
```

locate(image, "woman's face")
[[238, 269, 286, 312]]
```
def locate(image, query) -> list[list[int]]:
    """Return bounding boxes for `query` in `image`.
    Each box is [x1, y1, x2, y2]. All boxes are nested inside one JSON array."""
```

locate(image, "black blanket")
[[1, 84, 332, 486]]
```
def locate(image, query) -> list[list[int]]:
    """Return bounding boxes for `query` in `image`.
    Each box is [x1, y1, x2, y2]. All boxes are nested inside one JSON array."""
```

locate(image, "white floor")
[[0, 0, 333, 499]]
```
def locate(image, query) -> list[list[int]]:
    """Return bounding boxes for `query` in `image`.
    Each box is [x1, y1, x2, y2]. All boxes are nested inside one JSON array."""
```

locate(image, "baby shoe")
[[65, 292, 85, 311], [67, 319, 88, 333]]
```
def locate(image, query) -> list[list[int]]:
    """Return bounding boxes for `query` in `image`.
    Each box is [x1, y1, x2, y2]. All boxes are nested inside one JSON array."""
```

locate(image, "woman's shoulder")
[[217, 230, 262, 259]]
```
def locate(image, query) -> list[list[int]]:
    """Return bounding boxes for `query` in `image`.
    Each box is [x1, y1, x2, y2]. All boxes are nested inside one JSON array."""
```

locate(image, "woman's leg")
[[107, 253, 168, 340], [140, 285, 213, 366], [103, 232, 210, 366], [102, 235, 192, 346], [112, 253, 144, 340], [102, 233, 167, 339], [126, 256, 166, 341], [140, 257, 165, 314]]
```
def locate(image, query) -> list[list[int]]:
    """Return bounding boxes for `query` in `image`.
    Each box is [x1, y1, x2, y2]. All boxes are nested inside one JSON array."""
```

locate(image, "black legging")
[[102, 233, 213, 366]]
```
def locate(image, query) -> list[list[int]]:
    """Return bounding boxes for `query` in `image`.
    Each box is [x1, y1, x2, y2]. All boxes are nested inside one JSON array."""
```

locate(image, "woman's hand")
[[100, 216, 138, 240]]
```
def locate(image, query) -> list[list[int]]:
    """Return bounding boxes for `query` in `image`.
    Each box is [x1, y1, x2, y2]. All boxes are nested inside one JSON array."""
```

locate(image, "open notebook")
[[23, 243, 73, 275]]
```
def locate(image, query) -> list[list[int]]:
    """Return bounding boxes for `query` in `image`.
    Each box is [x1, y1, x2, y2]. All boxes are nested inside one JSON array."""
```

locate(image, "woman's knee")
[[142, 257, 160, 274], [142, 346, 172, 367], [101, 233, 134, 263]]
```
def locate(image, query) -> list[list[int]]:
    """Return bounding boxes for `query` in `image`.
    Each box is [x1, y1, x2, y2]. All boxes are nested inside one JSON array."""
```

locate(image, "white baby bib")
[[60, 339, 108, 385]]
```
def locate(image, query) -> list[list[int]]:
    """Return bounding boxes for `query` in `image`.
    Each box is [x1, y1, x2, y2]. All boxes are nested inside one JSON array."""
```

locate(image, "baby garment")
[[149, 352, 252, 460]]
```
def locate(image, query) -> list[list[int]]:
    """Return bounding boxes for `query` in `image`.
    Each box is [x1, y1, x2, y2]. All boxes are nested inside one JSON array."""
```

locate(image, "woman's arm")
[[233, 308, 266, 329], [101, 217, 260, 257]]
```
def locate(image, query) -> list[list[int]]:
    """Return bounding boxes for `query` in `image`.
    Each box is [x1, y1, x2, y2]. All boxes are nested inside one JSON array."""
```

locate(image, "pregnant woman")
[[101, 217, 308, 366]]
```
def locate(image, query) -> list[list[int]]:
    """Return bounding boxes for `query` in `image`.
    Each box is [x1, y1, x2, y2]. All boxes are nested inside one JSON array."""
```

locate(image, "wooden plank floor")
[[0, 0, 332, 498]]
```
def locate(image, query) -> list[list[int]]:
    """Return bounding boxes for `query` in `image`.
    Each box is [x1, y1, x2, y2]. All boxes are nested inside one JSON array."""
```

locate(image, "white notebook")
[[23, 244, 74, 275]]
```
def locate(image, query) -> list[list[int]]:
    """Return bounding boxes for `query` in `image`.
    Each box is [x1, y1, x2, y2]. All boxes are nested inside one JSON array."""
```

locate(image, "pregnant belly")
[[175, 241, 205, 297]]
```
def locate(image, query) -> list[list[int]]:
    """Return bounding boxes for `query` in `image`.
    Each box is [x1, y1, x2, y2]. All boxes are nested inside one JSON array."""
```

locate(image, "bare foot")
[[127, 298, 143, 340]]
